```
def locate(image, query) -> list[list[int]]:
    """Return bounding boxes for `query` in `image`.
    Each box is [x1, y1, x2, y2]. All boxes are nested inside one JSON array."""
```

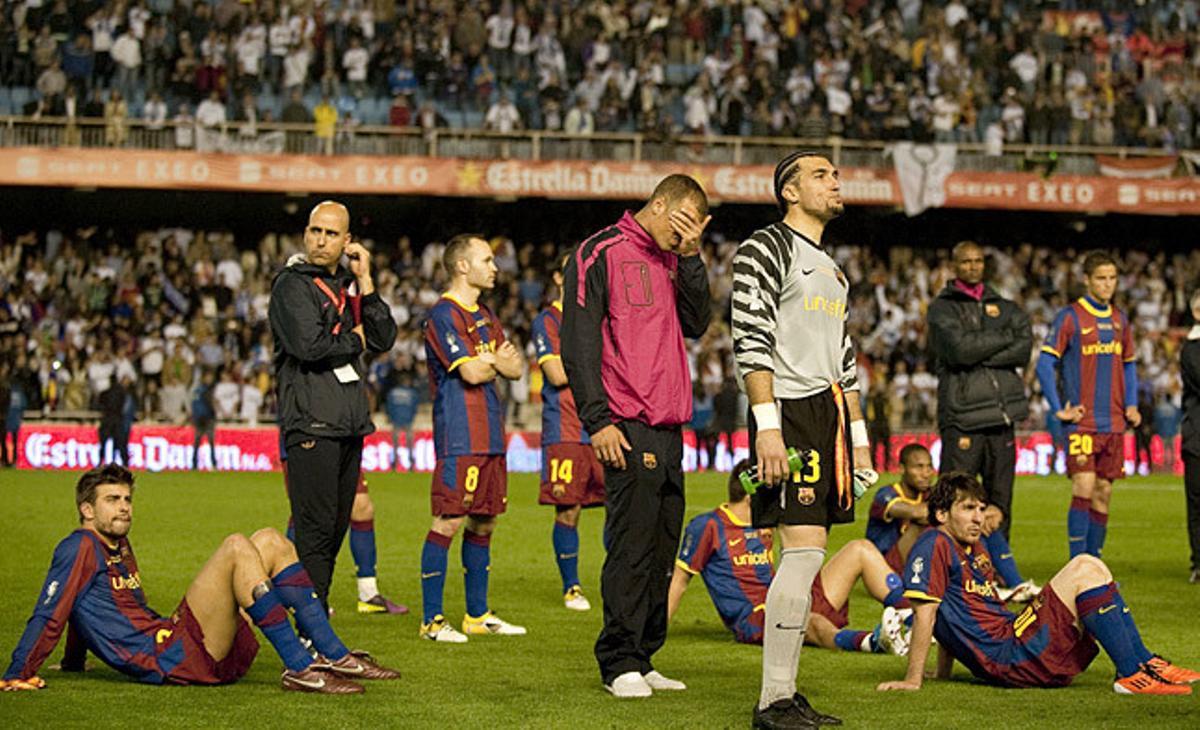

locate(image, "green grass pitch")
[[1, 468, 1198, 728]]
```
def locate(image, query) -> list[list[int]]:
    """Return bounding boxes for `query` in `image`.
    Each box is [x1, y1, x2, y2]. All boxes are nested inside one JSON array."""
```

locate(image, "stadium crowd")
[[0, 221, 1196, 467], [2, 0, 1200, 147]]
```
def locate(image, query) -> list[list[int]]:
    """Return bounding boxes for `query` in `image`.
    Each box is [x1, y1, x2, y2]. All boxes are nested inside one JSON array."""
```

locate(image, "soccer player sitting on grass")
[[867, 443, 1039, 602], [668, 463, 912, 655], [2, 465, 399, 694], [879, 472, 1200, 695]]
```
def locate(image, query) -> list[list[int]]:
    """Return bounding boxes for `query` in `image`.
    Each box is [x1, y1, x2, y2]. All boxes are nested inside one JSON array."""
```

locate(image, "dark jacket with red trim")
[[269, 256, 397, 444]]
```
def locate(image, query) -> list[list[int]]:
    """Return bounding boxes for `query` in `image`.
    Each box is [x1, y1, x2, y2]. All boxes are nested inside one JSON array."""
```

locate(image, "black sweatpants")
[[940, 425, 1016, 538], [594, 420, 684, 685], [1185, 449, 1200, 571], [284, 435, 363, 609]]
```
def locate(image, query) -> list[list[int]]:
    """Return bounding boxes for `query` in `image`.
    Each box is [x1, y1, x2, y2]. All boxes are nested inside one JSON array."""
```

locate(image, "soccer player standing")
[[732, 151, 876, 729], [269, 201, 397, 610], [420, 234, 527, 643], [561, 174, 711, 698], [1037, 252, 1141, 559], [533, 251, 605, 612]]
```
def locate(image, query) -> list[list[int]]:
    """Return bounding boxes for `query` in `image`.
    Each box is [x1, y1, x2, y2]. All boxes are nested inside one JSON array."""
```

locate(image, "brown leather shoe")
[[317, 650, 401, 680], [281, 666, 365, 694]]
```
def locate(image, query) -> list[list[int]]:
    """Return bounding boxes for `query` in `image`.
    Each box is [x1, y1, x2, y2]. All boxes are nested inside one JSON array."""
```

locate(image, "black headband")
[[773, 151, 820, 212]]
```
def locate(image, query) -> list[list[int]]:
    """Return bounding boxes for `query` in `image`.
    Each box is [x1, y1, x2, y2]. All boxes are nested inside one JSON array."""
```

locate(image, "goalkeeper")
[[731, 150, 877, 730]]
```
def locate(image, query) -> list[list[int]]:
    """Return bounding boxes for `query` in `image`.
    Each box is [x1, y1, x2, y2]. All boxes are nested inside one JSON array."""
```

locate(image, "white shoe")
[[877, 606, 910, 656], [643, 670, 686, 691], [605, 671, 652, 698], [998, 579, 1040, 604], [463, 611, 527, 636], [564, 586, 592, 612], [419, 615, 468, 643]]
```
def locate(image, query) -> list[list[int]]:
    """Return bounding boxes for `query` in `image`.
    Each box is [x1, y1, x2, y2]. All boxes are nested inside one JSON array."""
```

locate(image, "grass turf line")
[[1, 469, 1197, 728]]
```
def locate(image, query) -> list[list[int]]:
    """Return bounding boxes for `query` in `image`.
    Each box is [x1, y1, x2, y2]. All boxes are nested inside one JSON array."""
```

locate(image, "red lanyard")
[[312, 277, 346, 335]]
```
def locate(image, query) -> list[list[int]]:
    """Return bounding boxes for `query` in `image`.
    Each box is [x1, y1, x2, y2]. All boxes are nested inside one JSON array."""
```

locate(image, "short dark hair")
[[1082, 251, 1117, 276], [76, 465, 135, 523], [926, 471, 987, 526], [650, 174, 709, 217], [443, 233, 484, 275], [951, 240, 982, 260], [773, 150, 821, 212], [728, 458, 751, 502], [555, 248, 572, 274], [899, 443, 930, 467]]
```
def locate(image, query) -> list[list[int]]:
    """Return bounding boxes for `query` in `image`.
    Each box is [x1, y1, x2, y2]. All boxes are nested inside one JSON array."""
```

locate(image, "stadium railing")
[[0, 116, 1182, 176]]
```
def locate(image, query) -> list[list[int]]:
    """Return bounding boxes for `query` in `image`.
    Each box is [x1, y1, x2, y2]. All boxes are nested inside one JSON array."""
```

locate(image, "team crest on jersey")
[[985, 304, 1000, 317], [911, 557, 925, 585], [796, 487, 816, 506], [958, 436, 972, 450], [43, 580, 59, 606], [643, 452, 657, 468]]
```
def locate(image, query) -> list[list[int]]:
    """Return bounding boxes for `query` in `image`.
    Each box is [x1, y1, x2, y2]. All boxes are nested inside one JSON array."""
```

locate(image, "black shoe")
[[1190, 568, 1200, 585], [752, 699, 818, 730], [792, 693, 842, 726]]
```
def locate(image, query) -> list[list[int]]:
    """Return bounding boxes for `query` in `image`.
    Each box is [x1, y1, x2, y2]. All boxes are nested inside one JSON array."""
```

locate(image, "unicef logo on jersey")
[[445, 331, 460, 354], [910, 557, 925, 585]]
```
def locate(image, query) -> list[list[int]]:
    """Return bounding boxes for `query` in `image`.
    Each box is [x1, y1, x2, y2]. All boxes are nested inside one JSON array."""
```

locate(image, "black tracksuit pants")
[[594, 420, 684, 684], [940, 425, 1016, 538], [1185, 444, 1200, 571], [284, 435, 363, 609]]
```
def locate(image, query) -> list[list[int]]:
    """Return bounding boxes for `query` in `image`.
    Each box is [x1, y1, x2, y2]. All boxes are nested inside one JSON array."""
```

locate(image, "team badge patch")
[[958, 436, 972, 450], [643, 452, 657, 468], [797, 487, 816, 506], [985, 304, 1001, 317]]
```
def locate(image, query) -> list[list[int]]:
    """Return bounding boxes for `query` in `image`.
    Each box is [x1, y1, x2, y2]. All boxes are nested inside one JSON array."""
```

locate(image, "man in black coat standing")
[[927, 241, 1033, 584], [1181, 290, 1200, 584], [269, 200, 397, 609]]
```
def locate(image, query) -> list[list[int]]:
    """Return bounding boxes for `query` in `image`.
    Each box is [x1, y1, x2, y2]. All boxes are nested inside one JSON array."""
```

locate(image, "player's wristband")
[[752, 403, 780, 432], [851, 419, 869, 448]]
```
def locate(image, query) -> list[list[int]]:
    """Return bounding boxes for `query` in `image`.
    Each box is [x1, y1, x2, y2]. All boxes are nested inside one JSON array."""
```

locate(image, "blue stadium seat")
[[11, 86, 31, 111]]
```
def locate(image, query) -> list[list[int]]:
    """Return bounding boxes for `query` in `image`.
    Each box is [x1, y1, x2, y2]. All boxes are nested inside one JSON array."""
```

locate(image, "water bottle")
[[739, 448, 809, 495]]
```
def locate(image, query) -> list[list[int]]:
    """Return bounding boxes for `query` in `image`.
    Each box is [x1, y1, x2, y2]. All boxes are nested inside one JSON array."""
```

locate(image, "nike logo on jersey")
[[421, 572, 442, 579], [1081, 327, 1095, 335], [775, 623, 806, 630], [801, 268, 816, 275], [1098, 604, 1117, 615], [728, 538, 743, 547]]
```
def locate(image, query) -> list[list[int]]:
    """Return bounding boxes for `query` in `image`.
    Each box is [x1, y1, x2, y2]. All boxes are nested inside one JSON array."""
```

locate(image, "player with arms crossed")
[[668, 462, 911, 655], [868, 443, 1036, 603], [533, 250, 605, 611], [732, 151, 877, 729], [1037, 252, 1141, 559], [879, 472, 1199, 695], [419, 234, 527, 643], [2, 465, 398, 694]]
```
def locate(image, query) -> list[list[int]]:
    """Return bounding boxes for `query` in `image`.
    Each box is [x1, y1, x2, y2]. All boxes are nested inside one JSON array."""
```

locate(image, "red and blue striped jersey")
[[904, 528, 1033, 682], [533, 302, 588, 446], [866, 483, 926, 557], [1042, 297, 1136, 433], [4, 530, 183, 683], [676, 506, 773, 631], [424, 293, 508, 458]]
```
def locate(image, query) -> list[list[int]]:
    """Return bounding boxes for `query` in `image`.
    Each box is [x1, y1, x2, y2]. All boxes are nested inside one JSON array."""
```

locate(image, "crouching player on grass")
[[879, 472, 1200, 696], [2, 465, 399, 694]]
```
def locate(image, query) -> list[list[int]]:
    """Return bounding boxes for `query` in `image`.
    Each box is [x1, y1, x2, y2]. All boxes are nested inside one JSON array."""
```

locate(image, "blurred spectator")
[[190, 369, 216, 470]]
